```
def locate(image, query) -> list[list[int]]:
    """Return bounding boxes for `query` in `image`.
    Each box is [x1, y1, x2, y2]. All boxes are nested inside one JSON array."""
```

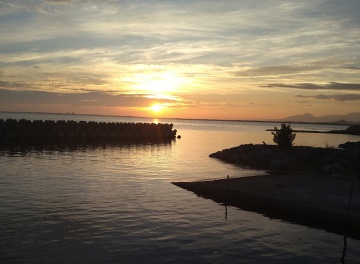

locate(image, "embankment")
[[174, 141, 360, 238], [173, 174, 360, 239]]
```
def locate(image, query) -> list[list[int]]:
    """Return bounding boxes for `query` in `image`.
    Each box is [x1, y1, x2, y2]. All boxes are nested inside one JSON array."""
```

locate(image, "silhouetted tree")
[[272, 123, 296, 149]]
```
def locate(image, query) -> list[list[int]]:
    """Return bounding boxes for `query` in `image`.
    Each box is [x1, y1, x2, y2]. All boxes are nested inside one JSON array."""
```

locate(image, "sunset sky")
[[1, 0, 359, 120]]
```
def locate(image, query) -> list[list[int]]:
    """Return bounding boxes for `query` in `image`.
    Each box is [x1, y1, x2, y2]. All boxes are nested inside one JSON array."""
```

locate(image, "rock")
[[270, 159, 282, 166], [210, 144, 359, 175], [0, 119, 179, 144], [332, 163, 347, 174], [346, 125, 360, 135], [282, 156, 296, 168], [330, 125, 360, 135], [339, 141, 360, 150], [320, 155, 336, 166], [258, 149, 273, 156], [321, 165, 332, 173]]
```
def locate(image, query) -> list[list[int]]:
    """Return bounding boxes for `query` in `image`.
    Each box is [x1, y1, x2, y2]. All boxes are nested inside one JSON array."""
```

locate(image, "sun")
[[151, 104, 164, 112]]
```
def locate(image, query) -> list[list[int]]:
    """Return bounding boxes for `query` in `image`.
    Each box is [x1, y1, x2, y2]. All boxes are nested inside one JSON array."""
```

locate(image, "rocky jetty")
[[0, 119, 178, 144], [339, 141, 360, 150], [266, 125, 360, 135], [210, 144, 360, 175], [329, 125, 360, 135]]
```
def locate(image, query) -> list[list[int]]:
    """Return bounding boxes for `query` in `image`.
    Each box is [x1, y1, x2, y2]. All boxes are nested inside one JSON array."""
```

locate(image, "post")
[[225, 175, 229, 221], [341, 150, 359, 264]]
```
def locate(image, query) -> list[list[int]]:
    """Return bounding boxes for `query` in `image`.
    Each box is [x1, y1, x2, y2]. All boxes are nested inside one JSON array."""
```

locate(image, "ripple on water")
[[1, 122, 360, 263]]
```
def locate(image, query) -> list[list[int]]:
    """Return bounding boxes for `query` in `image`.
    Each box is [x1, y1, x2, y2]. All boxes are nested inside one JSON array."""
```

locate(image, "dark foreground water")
[[1, 112, 360, 263]]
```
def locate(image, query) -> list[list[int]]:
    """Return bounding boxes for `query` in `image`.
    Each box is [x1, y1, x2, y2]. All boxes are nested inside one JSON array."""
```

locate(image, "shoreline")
[[173, 173, 360, 239], [266, 124, 360, 135], [209, 144, 360, 175]]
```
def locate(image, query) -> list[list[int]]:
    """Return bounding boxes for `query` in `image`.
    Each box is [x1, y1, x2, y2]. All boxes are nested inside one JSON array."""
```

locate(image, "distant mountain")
[[281, 113, 317, 122], [280, 112, 360, 124]]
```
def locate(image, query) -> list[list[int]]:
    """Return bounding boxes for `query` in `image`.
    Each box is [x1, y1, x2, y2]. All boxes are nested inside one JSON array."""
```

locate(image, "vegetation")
[[325, 143, 335, 149], [272, 123, 296, 149]]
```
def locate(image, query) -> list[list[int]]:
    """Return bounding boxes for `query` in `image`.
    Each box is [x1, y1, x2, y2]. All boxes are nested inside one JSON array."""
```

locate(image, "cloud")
[[295, 94, 360, 102], [0, 80, 29, 89], [261, 82, 360, 91], [346, 67, 360, 70], [234, 65, 321, 77], [0, 89, 176, 107], [46, 0, 72, 3], [1, 1, 360, 118], [0, 74, 110, 91], [234, 58, 359, 78]]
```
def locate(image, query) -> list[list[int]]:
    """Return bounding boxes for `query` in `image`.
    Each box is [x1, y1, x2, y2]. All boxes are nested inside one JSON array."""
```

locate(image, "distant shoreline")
[[0, 111, 354, 127], [266, 126, 360, 136]]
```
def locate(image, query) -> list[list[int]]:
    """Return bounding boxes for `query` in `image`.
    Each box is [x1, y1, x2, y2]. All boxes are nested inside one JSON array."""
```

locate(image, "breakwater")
[[0, 119, 178, 144]]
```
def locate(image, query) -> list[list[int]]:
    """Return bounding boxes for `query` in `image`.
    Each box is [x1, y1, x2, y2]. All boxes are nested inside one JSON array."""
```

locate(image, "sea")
[[1, 112, 359, 264]]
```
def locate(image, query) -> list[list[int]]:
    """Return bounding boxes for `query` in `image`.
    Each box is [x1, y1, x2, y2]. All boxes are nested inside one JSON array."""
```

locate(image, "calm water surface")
[[1, 113, 360, 263]]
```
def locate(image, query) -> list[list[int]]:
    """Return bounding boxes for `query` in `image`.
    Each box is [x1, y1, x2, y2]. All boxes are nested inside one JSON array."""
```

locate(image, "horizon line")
[[0, 110, 355, 126]]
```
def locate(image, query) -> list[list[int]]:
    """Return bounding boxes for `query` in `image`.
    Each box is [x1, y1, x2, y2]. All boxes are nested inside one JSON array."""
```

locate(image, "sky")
[[0, 0, 359, 120]]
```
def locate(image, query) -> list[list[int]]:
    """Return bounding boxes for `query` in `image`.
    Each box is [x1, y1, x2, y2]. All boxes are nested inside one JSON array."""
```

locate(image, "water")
[[1, 112, 359, 263]]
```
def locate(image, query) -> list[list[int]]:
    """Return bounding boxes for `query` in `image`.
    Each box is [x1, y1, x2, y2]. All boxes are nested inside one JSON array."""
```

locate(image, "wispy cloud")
[[1, 0, 359, 118], [295, 94, 360, 102], [235, 65, 319, 77], [346, 67, 360, 70], [0, 89, 176, 107], [46, 0, 72, 3], [261, 82, 360, 91]]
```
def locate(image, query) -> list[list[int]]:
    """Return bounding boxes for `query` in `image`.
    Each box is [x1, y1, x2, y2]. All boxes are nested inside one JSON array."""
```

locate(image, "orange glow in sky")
[[0, 1, 359, 120]]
